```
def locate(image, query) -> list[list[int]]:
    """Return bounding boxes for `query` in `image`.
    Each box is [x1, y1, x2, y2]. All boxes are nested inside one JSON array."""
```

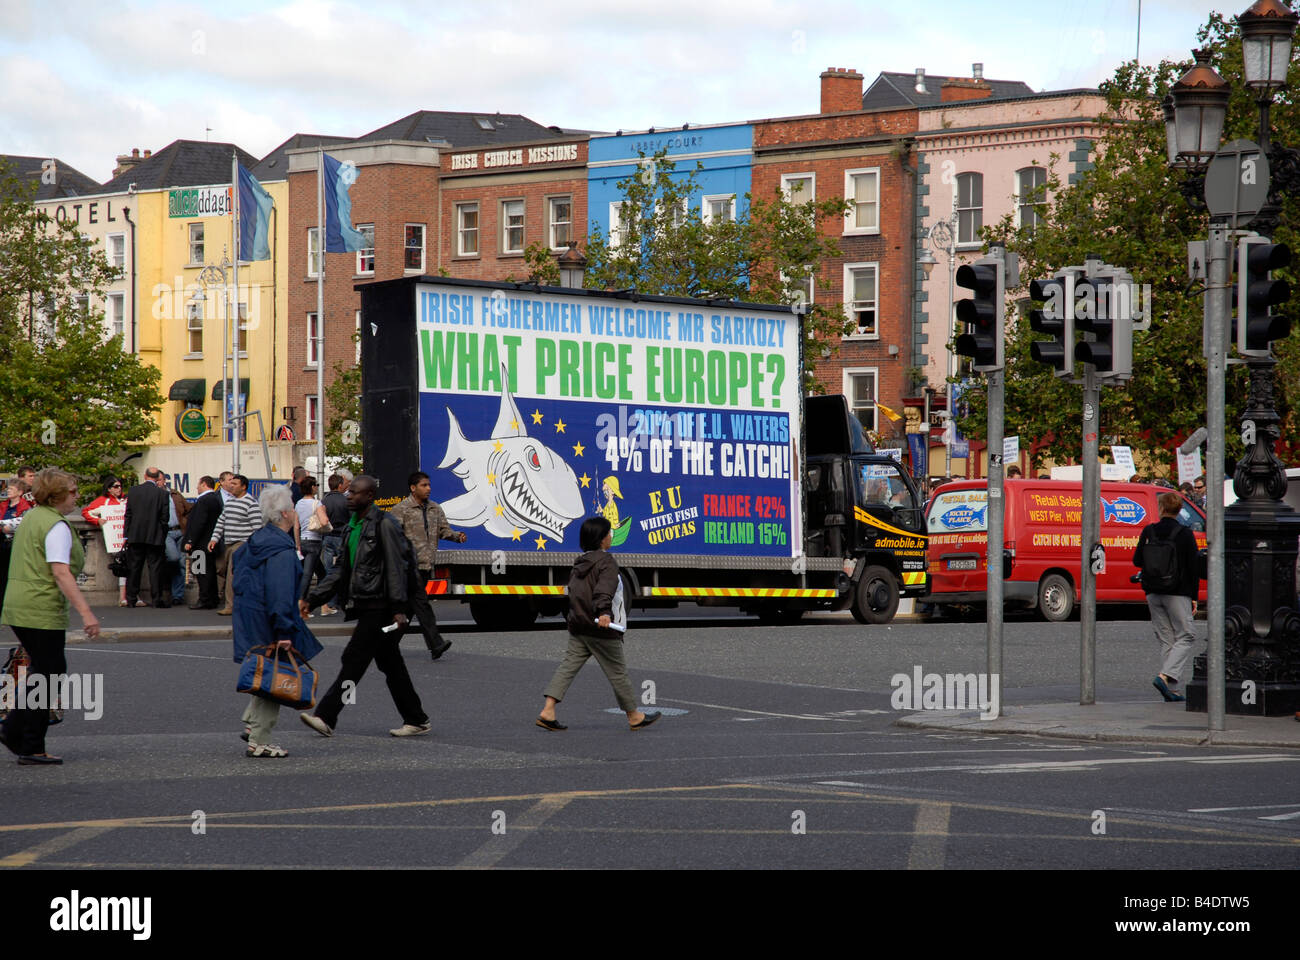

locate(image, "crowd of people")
[[1, 464, 659, 763]]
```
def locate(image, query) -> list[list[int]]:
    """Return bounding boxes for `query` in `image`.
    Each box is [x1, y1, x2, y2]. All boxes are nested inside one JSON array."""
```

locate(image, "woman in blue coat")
[[233, 484, 324, 758]]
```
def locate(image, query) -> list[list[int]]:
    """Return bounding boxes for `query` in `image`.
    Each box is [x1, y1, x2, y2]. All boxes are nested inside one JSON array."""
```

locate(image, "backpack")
[[1141, 525, 1180, 593]]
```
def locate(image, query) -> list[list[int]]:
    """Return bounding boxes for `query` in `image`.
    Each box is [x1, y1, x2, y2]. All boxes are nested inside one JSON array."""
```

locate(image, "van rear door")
[[926, 486, 988, 598]]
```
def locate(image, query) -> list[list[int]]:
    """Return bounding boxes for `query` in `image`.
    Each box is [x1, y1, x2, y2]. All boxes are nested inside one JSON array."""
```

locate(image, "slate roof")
[[99, 139, 259, 193], [862, 72, 1036, 109], [251, 133, 354, 181], [356, 110, 567, 147], [0, 154, 102, 199]]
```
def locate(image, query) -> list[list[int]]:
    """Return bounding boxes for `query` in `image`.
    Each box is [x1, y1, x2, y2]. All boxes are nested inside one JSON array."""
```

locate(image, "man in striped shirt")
[[208, 475, 259, 616]]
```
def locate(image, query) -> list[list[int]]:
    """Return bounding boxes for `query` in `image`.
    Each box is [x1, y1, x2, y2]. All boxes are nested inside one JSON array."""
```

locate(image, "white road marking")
[[1189, 802, 1300, 812], [72, 647, 227, 661], [1258, 811, 1300, 821], [801, 754, 1300, 778], [659, 698, 874, 721]]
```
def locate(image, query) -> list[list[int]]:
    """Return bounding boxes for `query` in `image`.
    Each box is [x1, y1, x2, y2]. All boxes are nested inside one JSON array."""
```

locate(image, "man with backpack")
[[1133, 492, 1202, 702]]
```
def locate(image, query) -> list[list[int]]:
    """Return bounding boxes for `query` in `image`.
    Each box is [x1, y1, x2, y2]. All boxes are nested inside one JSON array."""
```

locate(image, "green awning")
[[168, 378, 206, 403], [211, 378, 250, 400]]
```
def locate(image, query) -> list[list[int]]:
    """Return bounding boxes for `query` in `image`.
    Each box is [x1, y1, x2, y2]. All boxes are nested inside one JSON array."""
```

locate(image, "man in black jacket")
[[183, 476, 223, 609], [123, 467, 170, 608], [299, 475, 432, 738], [1133, 491, 1202, 702]]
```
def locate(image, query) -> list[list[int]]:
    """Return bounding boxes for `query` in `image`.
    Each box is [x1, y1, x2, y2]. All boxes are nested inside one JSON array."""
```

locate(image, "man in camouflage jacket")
[[390, 471, 466, 659]]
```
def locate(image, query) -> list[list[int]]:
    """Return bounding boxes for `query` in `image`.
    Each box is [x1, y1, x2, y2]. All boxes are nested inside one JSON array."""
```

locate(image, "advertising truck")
[[358, 276, 928, 628]]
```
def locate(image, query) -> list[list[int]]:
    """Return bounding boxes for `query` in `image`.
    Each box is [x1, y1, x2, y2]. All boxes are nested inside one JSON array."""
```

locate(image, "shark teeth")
[[502, 465, 567, 538]]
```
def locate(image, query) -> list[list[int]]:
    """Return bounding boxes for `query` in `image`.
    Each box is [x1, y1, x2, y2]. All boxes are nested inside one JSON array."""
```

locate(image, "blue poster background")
[[417, 390, 795, 556]]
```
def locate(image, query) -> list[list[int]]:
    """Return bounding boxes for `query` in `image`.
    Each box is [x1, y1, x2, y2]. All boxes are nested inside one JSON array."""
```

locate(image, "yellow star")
[[511, 527, 522, 541], [493, 440, 503, 453], [531, 409, 544, 425], [534, 534, 548, 550], [554, 418, 567, 433], [579, 473, 591, 488], [510, 418, 520, 431], [572, 440, 585, 457], [487, 472, 496, 484], [494, 504, 504, 516]]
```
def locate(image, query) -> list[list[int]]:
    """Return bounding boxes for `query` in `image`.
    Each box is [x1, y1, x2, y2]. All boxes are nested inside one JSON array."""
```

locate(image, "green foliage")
[[582, 151, 853, 384], [966, 11, 1300, 474], [0, 164, 162, 493], [503, 241, 561, 286], [323, 328, 363, 475]]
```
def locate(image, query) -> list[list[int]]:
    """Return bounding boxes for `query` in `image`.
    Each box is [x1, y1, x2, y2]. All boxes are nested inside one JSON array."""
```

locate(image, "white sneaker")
[[246, 741, 289, 758], [389, 722, 431, 737], [299, 712, 334, 738]]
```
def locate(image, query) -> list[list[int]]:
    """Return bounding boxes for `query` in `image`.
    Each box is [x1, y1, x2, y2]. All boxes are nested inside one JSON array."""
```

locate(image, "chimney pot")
[[973, 62, 984, 79], [820, 66, 864, 114], [132, 148, 139, 158], [915, 67, 927, 93]]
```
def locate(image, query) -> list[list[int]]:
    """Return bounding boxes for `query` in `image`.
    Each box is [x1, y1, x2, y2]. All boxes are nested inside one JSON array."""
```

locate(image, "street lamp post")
[[919, 211, 960, 477], [1166, 0, 1300, 720]]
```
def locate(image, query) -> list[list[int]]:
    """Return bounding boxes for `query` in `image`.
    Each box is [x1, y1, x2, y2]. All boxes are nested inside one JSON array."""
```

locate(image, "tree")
[[0, 164, 163, 491], [323, 329, 363, 476], [962, 11, 1300, 476], [582, 151, 853, 385]]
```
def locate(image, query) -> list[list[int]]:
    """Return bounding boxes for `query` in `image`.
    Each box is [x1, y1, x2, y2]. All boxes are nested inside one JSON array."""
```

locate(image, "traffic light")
[[954, 256, 1004, 372], [1028, 271, 1076, 378], [1236, 237, 1291, 356], [1074, 265, 1131, 381]]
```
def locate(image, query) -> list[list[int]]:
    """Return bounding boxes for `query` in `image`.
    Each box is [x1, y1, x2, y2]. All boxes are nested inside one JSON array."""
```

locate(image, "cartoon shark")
[[437, 367, 585, 540]]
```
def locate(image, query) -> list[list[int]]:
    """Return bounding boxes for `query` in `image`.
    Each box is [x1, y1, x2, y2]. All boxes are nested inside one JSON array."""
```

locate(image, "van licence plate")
[[947, 558, 977, 571]]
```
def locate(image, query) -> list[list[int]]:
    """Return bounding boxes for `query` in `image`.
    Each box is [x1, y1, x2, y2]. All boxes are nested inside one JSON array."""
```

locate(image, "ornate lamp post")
[[1166, 4, 1300, 717], [918, 212, 960, 477]]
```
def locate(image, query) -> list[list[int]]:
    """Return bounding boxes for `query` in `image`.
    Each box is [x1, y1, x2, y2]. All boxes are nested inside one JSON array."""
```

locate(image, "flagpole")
[[317, 147, 326, 479], [231, 151, 241, 475]]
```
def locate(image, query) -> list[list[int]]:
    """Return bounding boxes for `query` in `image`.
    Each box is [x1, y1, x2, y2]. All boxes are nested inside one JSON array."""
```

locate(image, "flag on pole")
[[322, 152, 365, 252], [875, 401, 903, 423], [236, 164, 274, 261]]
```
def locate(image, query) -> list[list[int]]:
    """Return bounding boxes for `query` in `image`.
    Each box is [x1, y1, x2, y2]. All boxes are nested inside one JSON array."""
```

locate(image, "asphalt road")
[[0, 612, 1295, 874]]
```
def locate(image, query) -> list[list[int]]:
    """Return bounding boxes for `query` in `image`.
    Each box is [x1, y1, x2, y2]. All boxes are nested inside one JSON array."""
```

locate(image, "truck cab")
[[804, 395, 928, 622]]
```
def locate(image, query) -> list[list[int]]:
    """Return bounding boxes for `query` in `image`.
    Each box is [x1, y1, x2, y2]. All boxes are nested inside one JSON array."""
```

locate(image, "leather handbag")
[[237, 645, 318, 709], [108, 552, 129, 578], [307, 505, 331, 533]]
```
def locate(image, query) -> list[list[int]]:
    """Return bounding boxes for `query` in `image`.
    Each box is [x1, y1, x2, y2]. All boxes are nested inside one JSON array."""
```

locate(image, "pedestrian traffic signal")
[[954, 257, 1004, 372], [1236, 237, 1291, 356], [1028, 271, 1076, 378]]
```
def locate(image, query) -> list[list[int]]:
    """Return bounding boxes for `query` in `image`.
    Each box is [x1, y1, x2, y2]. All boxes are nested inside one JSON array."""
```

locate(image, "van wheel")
[[851, 566, 900, 624], [1037, 574, 1074, 622]]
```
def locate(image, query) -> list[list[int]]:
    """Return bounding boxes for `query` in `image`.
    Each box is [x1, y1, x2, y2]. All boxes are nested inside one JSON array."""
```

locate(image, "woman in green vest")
[[0, 469, 100, 765]]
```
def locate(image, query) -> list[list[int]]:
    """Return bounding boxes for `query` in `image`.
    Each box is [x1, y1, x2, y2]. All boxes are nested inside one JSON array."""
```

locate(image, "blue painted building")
[[587, 123, 753, 241]]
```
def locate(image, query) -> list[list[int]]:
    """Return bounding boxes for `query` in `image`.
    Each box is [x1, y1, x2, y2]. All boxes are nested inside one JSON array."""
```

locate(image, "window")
[[781, 267, 814, 317], [188, 223, 204, 265], [107, 292, 125, 340], [307, 228, 322, 277], [356, 224, 375, 274], [355, 310, 362, 364], [781, 173, 815, 205], [609, 201, 632, 249], [548, 196, 572, 250], [843, 263, 879, 338], [106, 234, 125, 270], [1017, 166, 1047, 231], [75, 294, 89, 315], [702, 194, 736, 224], [956, 172, 983, 245], [187, 301, 203, 354], [404, 224, 425, 272], [306, 395, 319, 441], [456, 203, 479, 256], [235, 302, 249, 354], [844, 168, 879, 234], [307, 312, 319, 366], [844, 368, 879, 433], [501, 199, 525, 254]]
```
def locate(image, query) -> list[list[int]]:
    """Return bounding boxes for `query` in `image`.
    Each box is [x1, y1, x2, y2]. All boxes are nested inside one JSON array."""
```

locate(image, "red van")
[[925, 479, 1207, 621]]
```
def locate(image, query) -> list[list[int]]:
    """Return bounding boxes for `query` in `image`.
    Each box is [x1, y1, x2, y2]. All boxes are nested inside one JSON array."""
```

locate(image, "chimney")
[[940, 78, 993, 103], [915, 68, 927, 94], [972, 62, 984, 80], [112, 147, 146, 179], [820, 67, 864, 114]]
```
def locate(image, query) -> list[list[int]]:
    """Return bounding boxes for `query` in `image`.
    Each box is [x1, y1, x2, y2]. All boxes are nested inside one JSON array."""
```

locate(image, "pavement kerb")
[[895, 708, 1300, 749]]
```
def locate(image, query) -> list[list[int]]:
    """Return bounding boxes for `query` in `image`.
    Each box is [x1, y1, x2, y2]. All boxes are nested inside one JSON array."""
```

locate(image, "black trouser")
[[126, 543, 166, 606], [405, 568, 442, 652], [192, 545, 219, 607], [300, 540, 326, 602], [313, 610, 428, 729], [1, 626, 64, 756]]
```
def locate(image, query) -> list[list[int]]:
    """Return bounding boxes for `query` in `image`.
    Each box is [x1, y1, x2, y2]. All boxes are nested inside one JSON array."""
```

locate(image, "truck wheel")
[[1037, 573, 1074, 622], [851, 566, 899, 624]]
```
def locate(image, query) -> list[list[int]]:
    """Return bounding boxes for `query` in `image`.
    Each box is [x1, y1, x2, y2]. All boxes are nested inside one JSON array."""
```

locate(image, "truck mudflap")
[[899, 570, 928, 596]]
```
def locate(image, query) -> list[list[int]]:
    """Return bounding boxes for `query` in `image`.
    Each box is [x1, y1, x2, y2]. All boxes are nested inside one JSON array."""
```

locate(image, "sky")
[[1, 0, 1239, 184]]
